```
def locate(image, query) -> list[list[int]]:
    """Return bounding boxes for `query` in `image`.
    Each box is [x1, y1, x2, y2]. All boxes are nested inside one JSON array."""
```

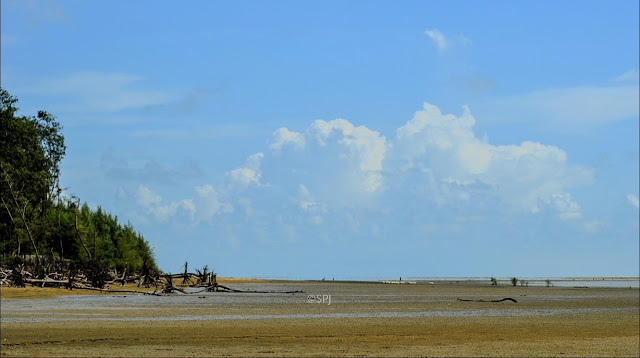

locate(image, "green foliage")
[[0, 88, 157, 272], [511, 277, 518, 286], [45, 199, 157, 271], [490, 277, 498, 286], [545, 279, 553, 287], [1, 88, 67, 265], [0, 89, 66, 212]]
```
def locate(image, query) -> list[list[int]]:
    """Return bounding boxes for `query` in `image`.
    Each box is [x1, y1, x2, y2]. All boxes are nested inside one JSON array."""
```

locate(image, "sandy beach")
[[1, 280, 638, 357]]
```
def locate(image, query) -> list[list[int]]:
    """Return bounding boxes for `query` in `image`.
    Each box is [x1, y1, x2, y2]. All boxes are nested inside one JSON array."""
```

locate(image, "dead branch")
[[2, 168, 40, 265]]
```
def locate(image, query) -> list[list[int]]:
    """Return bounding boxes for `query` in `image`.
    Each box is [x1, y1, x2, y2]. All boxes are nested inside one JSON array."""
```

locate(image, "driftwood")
[[112, 267, 127, 286], [71, 285, 162, 296], [138, 260, 158, 288], [232, 288, 304, 294], [24, 278, 68, 287], [457, 297, 518, 303], [161, 274, 188, 294], [2, 260, 305, 297], [194, 285, 303, 294]]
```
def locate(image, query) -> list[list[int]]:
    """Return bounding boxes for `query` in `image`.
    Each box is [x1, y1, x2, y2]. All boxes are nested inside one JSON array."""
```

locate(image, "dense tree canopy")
[[0, 88, 156, 272]]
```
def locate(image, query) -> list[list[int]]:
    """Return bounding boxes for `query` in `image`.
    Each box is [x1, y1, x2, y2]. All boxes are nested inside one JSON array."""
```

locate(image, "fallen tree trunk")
[[24, 278, 68, 287], [70, 285, 162, 296], [457, 297, 518, 303]]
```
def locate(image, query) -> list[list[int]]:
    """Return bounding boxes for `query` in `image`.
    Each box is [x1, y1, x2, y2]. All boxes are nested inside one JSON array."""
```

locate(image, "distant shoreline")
[[2, 276, 638, 300], [225, 276, 640, 289], [242, 276, 640, 282]]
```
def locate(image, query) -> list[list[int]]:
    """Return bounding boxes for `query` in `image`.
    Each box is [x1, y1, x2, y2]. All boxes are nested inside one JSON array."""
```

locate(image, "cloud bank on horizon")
[[146, 102, 592, 224], [124, 98, 637, 277], [136, 103, 596, 238]]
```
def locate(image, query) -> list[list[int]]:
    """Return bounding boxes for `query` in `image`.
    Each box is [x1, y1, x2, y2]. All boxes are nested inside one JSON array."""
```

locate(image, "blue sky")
[[2, 0, 638, 278]]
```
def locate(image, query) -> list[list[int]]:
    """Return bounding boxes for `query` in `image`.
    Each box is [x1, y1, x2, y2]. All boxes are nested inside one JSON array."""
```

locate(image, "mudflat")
[[1, 281, 638, 357]]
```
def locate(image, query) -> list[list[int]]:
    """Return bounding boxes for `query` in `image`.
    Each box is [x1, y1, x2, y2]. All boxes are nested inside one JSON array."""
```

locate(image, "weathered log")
[[24, 278, 68, 286], [457, 297, 518, 303], [70, 285, 162, 296], [199, 283, 303, 294]]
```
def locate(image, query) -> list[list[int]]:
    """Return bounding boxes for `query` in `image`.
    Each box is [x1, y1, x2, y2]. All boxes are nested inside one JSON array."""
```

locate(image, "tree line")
[[0, 87, 157, 273]]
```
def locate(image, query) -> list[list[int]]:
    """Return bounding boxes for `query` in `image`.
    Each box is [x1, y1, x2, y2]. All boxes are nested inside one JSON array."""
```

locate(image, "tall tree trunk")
[[73, 204, 92, 261], [2, 172, 40, 266], [57, 190, 63, 260]]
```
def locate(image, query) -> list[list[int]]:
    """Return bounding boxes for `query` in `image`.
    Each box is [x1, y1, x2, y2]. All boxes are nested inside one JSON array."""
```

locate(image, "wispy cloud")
[[425, 29, 449, 52], [101, 153, 204, 184], [478, 85, 639, 130], [613, 69, 639, 83], [131, 123, 271, 141], [425, 29, 471, 53], [582, 220, 608, 234], [450, 73, 497, 92], [628, 194, 639, 210], [20, 71, 175, 113]]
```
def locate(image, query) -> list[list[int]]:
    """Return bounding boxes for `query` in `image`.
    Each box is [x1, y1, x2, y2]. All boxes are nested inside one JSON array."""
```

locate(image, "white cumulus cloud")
[[194, 184, 233, 222], [307, 119, 386, 192], [136, 102, 595, 230], [389, 102, 592, 219], [237, 102, 591, 223], [136, 185, 195, 222], [227, 152, 264, 186], [546, 193, 582, 221], [269, 128, 305, 151], [136, 184, 231, 223]]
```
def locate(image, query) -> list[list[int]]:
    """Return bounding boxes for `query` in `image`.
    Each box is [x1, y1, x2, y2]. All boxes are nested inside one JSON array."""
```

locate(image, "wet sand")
[[1, 281, 638, 357]]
